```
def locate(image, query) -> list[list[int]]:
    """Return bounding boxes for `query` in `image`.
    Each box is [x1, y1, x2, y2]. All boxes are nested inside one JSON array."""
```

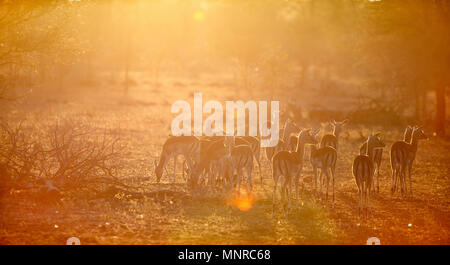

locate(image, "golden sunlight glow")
[[193, 11, 204, 21], [0, 0, 448, 246], [229, 195, 256, 212]]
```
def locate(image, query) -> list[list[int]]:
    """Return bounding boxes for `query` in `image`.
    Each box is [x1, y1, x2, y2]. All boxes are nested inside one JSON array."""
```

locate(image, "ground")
[[0, 73, 449, 245]]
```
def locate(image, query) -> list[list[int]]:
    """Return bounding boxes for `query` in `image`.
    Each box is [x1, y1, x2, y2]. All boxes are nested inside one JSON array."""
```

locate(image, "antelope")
[[321, 119, 348, 150], [265, 139, 286, 164], [236, 136, 262, 184], [390, 126, 428, 197], [185, 138, 220, 186], [353, 134, 385, 217], [265, 119, 299, 162], [310, 137, 337, 205], [272, 129, 318, 215], [154, 136, 200, 183], [189, 137, 233, 190], [287, 134, 299, 151], [359, 133, 385, 193], [227, 145, 254, 196]]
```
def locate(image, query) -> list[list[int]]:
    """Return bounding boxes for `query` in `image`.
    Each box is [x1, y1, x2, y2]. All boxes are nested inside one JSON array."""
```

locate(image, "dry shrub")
[[0, 117, 126, 201]]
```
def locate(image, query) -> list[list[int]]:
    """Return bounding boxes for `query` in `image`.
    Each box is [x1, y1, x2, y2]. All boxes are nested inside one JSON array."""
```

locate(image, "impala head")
[[283, 119, 300, 139], [330, 119, 348, 137], [368, 132, 385, 149], [154, 160, 162, 183], [298, 128, 318, 146], [412, 126, 428, 141]]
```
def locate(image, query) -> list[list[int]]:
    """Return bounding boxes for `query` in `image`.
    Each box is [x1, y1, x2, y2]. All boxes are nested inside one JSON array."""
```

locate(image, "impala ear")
[[375, 132, 381, 137], [342, 119, 349, 125]]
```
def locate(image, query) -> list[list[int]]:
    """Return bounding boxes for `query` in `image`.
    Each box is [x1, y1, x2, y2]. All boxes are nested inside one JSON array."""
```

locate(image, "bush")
[[0, 117, 126, 201]]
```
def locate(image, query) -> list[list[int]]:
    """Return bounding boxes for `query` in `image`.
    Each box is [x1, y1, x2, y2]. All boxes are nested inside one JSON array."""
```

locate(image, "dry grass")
[[0, 73, 449, 245]]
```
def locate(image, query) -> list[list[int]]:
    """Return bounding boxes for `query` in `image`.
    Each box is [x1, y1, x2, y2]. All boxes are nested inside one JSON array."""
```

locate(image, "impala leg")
[[391, 167, 395, 195], [394, 166, 401, 195], [294, 173, 299, 207], [319, 170, 324, 201], [257, 156, 263, 186], [362, 181, 367, 218], [358, 186, 362, 218], [246, 166, 252, 196], [280, 179, 286, 215], [394, 165, 401, 192], [186, 158, 194, 183], [172, 155, 177, 183], [408, 164, 413, 197], [367, 181, 371, 218], [331, 167, 335, 207], [376, 164, 380, 193], [164, 165, 170, 182], [325, 169, 330, 203], [272, 175, 278, 216], [209, 166, 216, 193], [313, 167, 318, 197], [400, 167, 404, 194], [237, 169, 242, 196], [182, 160, 186, 181], [286, 177, 292, 216], [403, 165, 408, 197]]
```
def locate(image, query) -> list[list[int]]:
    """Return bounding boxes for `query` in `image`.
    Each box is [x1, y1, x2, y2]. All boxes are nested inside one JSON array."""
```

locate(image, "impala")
[[236, 136, 262, 184], [359, 133, 385, 193], [265, 119, 299, 161], [154, 136, 200, 183], [390, 126, 428, 197], [321, 119, 348, 150], [189, 137, 233, 190], [353, 134, 385, 217], [227, 145, 254, 196], [310, 140, 337, 205], [272, 129, 318, 215]]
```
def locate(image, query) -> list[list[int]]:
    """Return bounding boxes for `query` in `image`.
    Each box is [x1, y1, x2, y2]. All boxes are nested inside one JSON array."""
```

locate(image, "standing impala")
[[321, 119, 348, 151], [359, 133, 385, 193], [189, 137, 234, 190], [237, 136, 262, 184], [265, 119, 299, 161], [353, 134, 385, 218], [272, 129, 317, 215], [390, 126, 428, 197], [227, 144, 254, 196], [154, 136, 200, 183], [310, 133, 337, 205]]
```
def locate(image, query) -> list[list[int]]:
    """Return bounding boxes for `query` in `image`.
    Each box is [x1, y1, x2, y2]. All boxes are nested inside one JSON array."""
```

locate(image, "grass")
[[0, 72, 449, 245]]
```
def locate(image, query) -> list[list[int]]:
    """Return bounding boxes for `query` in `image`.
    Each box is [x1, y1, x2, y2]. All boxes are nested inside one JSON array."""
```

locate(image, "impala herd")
[[154, 119, 428, 218]]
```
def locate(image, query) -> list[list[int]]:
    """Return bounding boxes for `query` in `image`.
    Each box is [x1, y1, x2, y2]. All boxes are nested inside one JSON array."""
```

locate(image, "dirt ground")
[[0, 75, 449, 245]]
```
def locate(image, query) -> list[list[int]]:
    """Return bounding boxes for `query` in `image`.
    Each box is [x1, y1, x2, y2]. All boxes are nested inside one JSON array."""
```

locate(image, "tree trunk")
[[435, 86, 446, 136]]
